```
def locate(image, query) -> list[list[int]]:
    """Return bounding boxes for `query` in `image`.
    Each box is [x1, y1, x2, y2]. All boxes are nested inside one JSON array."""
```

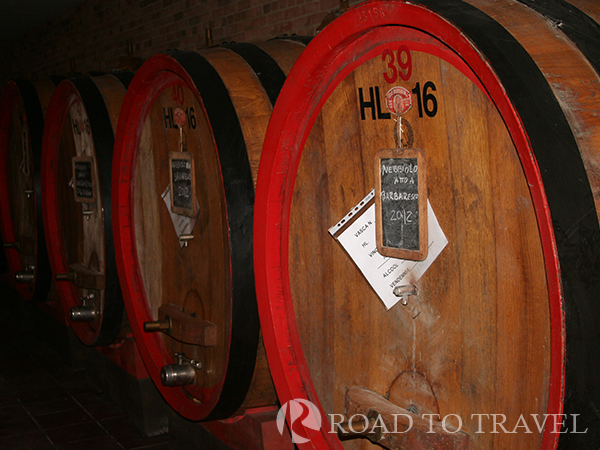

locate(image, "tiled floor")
[[0, 276, 241, 450], [0, 293, 176, 450]]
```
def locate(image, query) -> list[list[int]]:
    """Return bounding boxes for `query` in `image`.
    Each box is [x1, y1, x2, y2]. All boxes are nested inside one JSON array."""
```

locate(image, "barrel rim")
[[253, 1, 564, 448]]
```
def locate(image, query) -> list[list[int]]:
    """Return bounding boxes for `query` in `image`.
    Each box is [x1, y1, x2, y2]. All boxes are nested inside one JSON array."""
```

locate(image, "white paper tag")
[[329, 189, 448, 310], [161, 184, 199, 248]]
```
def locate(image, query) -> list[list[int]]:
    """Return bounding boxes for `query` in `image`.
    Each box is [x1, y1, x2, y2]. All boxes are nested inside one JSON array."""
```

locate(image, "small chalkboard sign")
[[375, 148, 427, 261], [169, 151, 197, 217], [72, 156, 97, 203]]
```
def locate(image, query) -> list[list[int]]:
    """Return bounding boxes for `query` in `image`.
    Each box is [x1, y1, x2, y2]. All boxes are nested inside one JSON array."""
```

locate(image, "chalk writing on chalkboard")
[[375, 148, 427, 260], [169, 151, 197, 217], [72, 156, 97, 203]]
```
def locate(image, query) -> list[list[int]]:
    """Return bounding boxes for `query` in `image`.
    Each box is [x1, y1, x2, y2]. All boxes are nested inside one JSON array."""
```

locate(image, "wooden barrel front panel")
[[255, 1, 600, 449], [112, 41, 305, 421], [41, 74, 129, 346], [0, 80, 55, 302]]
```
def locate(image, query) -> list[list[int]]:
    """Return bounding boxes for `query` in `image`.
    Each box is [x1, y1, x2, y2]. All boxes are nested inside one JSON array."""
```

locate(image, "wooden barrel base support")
[[255, 1, 600, 449], [0, 79, 55, 302], [112, 40, 305, 424], [42, 74, 131, 346]]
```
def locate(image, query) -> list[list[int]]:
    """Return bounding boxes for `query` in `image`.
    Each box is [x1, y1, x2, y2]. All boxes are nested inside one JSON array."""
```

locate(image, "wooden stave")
[[41, 74, 128, 346], [0, 79, 54, 302], [564, 0, 600, 24], [516, 0, 600, 77], [253, 1, 600, 449], [502, 0, 600, 217], [256, 37, 313, 76], [112, 41, 305, 421]]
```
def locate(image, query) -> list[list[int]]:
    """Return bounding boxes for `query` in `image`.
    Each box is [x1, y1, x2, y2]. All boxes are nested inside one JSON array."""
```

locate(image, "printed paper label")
[[330, 189, 448, 309]]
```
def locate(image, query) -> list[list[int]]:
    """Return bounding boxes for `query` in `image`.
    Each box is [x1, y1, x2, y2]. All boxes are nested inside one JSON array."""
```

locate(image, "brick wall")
[[0, 0, 352, 87]]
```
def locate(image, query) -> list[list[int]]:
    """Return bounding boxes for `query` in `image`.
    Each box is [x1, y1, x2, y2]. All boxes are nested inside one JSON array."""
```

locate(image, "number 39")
[[382, 46, 412, 83]]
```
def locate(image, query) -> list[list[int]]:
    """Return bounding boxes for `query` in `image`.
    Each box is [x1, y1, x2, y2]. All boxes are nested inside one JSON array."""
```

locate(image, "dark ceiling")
[[0, 0, 88, 45]]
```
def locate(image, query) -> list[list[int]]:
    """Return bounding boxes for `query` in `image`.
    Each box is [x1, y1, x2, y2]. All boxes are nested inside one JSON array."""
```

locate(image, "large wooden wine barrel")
[[254, 1, 600, 449], [112, 40, 306, 421], [41, 73, 131, 346], [0, 79, 55, 302]]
